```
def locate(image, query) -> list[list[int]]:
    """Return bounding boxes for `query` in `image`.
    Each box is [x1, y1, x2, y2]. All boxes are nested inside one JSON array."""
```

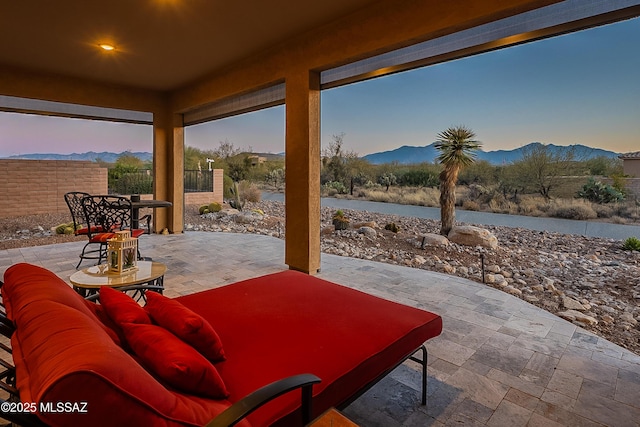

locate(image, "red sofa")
[[0, 263, 442, 426]]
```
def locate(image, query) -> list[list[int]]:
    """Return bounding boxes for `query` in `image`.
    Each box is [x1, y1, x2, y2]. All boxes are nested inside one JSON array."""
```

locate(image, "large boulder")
[[357, 226, 377, 238], [448, 226, 498, 249], [419, 233, 450, 246]]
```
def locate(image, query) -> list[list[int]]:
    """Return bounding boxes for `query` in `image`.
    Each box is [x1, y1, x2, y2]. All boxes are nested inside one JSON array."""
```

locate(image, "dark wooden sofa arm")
[[205, 373, 321, 427]]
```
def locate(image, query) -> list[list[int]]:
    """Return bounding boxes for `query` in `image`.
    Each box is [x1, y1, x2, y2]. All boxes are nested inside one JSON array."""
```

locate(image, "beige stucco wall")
[[623, 159, 640, 178], [0, 159, 107, 218], [623, 178, 640, 199]]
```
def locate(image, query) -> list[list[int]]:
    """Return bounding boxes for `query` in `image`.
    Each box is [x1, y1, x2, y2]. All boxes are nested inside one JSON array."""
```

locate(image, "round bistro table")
[[70, 261, 166, 299]]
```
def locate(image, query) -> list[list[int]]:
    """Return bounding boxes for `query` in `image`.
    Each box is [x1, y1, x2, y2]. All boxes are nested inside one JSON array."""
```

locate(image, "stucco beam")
[[153, 106, 184, 234], [0, 64, 164, 114], [285, 70, 321, 274]]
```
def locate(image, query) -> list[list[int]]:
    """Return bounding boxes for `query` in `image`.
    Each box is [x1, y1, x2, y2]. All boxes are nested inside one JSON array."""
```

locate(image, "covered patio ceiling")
[[3, 0, 638, 273], [0, 0, 379, 91]]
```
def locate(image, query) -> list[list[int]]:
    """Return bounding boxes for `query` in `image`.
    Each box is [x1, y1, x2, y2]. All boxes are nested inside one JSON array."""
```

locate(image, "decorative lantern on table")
[[107, 230, 138, 274]]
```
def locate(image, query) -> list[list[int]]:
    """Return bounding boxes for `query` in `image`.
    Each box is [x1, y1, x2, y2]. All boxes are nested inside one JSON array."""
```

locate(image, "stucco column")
[[285, 70, 321, 274], [153, 105, 184, 233]]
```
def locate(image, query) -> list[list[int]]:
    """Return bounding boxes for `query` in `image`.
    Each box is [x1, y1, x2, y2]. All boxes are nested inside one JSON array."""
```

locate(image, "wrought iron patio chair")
[[65, 191, 107, 269], [64, 191, 92, 236], [77, 195, 147, 269]]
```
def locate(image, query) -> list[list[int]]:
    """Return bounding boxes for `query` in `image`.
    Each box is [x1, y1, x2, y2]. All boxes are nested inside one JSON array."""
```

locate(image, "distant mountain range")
[[363, 142, 621, 165], [3, 151, 153, 163], [3, 143, 620, 165]]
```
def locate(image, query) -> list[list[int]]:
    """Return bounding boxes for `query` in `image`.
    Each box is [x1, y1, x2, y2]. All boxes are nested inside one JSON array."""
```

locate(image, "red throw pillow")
[[99, 286, 151, 326], [145, 291, 225, 362], [122, 323, 230, 399]]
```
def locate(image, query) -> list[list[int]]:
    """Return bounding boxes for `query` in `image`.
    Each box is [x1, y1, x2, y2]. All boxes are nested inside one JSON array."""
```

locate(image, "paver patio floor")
[[1, 232, 639, 426]]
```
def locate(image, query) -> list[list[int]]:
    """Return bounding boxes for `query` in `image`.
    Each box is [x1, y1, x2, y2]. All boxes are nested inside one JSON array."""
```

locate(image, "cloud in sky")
[[1, 17, 638, 158]]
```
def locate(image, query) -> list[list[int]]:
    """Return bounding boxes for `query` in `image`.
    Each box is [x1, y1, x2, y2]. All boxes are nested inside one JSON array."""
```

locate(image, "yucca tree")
[[434, 126, 481, 236]]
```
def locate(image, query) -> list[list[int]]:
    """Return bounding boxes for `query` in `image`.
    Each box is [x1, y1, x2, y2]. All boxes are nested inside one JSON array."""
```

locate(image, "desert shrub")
[[324, 187, 338, 197], [549, 202, 597, 220], [55, 222, 75, 234], [611, 174, 627, 194], [208, 202, 222, 213], [462, 200, 480, 211], [611, 216, 628, 224], [515, 196, 545, 216], [487, 194, 511, 213], [384, 222, 400, 233], [377, 172, 397, 190], [622, 236, 640, 251], [392, 187, 439, 207], [323, 181, 347, 195], [397, 170, 438, 187], [363, 189, 394, 203], [593, 204, 613, 218], [223, 174, 234, 199], [238, 181, 261, 203], [466, 184, 490, 202], [401, 191, 429, 207], [614, 201, 640, 221], [421, 188, 441, 207], [577, 178, 624, 204], [198, 205, 209, 215]]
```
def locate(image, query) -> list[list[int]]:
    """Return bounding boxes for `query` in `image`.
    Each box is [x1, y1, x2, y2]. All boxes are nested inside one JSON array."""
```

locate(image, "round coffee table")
[[70, 261, 166, 299]]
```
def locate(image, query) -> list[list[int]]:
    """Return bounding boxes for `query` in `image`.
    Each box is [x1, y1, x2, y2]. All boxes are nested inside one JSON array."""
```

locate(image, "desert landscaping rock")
[[419, 233, 450, 247], [448, 225, 498, 249], [357, 226, 377, 238], [558, 310, 599, 326], [563, 296, 586, 311], [2, 200, 640, 355]]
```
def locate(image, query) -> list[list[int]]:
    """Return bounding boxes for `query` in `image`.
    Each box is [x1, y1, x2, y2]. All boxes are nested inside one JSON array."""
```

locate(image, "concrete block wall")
[[0, 160, 107, 218]]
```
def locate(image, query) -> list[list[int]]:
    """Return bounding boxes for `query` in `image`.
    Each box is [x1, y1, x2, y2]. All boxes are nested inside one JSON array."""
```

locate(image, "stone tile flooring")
[[1, 231, 639, 426]]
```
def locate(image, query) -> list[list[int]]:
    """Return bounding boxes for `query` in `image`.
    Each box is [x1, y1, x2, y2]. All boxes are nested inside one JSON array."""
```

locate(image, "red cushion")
[[131, 229, 145, 238], [81, 299, 123, 346], [11, 298, 238, 427], [99, 286, 151, 326], [121, 323, 229, 400], [75, 225, 103, 235], [176, 270, 443, 427], [145, 292, 225, 362], [89, 232, 116, 243], [1, 263, 121, 343]]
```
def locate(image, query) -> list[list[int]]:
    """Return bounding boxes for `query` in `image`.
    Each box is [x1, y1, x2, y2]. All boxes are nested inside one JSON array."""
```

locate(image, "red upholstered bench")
[[0, 263, 442, 427]]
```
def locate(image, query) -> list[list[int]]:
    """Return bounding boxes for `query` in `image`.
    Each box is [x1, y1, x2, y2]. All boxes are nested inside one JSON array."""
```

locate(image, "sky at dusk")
[[1, 17, 638, 158]]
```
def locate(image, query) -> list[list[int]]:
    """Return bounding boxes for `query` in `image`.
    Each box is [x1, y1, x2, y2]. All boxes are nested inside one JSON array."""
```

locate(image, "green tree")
[[108, 153, 149, 194], [584, 156, 623, 176], [321, 133, 358, 186], [458, 160, 497, 185], [434, 126, 481, 235], [517, 143, 575, 199], [184, 146, 217, 170], [214, 139, 241, 159]]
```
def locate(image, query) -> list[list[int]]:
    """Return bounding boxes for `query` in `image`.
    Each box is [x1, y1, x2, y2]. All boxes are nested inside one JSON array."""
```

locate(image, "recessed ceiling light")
[[99, 44, 115, 51]]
